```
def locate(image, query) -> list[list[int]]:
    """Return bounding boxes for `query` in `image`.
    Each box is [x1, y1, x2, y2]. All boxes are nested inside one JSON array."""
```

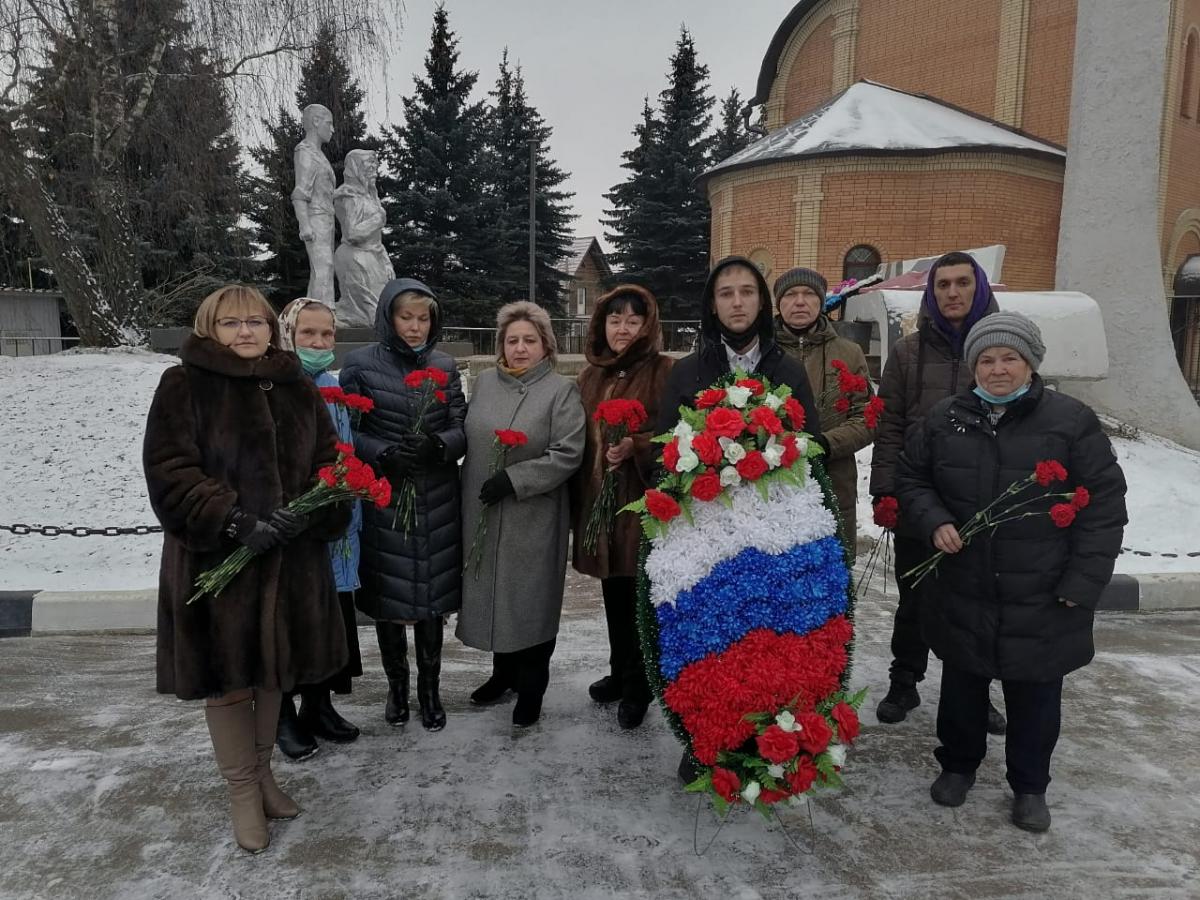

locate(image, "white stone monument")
[[291, 103, 337, 305], [333, 149, 394, 328], [1055, 0, 1200, 449]]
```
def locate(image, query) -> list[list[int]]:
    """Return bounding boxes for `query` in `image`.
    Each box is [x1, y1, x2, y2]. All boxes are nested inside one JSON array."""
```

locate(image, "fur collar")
[[180, 334, 302, 382]]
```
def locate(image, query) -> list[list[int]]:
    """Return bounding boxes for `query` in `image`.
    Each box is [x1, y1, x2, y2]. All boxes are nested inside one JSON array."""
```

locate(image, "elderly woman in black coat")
[[340, 278, 467, 732], [896, 311, 1127, 833]]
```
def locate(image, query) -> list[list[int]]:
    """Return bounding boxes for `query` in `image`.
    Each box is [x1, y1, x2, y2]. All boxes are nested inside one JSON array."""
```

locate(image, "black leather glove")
[[813, 434, 831, 457], [395, 432, 442, 467], [479, 470, 515, 506], [377, 444, 414, 481], [225, 508, 282, 554], [268, 507, 309, 541]]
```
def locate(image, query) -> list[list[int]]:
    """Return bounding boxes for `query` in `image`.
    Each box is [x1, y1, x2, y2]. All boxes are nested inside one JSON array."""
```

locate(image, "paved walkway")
[[1, 568, 1198, 899]]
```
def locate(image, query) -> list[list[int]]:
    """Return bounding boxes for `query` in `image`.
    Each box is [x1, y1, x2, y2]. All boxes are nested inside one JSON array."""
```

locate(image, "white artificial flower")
[[726, 385, 752, 408], [827, 743, 847, 768], [719, 466, 742, 488], [673, 420, 695, 441], [762, 436, 784, 469], [767, 764, 785, 779], [764, 392, 783, 411], [795, 437, 809, 456], [775, 710, 798, 733], [741, 780, 761, 804], [722, 439, 746, 463], [676, 449, 700, 473]]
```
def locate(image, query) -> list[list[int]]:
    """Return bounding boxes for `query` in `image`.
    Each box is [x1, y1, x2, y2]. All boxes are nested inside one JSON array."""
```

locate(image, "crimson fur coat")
[[144, 335, 351, 700]]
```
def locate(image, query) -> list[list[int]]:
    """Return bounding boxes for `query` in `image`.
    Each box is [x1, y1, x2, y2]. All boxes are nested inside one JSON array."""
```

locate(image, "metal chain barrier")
[[0, 523, 161, 537], [1120, 546, 1200, 558]]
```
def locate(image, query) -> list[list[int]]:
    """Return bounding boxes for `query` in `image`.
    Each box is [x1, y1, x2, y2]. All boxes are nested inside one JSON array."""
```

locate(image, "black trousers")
[[601, 576, 651, 704], [492, 639, 557, 700], [935, 664, 1063, 794], [887, 535, 931, 685]]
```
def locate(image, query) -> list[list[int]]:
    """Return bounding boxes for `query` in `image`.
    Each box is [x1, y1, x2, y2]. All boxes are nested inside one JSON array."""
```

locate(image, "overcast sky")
[[359, 0, 790, 253]]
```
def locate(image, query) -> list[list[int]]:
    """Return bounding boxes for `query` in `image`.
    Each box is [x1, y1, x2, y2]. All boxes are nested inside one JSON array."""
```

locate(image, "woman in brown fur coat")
[[143, 286, 350, 854], [570, 285, 674, 730]]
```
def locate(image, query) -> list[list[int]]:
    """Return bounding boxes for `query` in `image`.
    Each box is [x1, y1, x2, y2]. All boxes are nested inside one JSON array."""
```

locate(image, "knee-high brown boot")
[[252, 689, 300, 820], [205, 694, 270, 853]]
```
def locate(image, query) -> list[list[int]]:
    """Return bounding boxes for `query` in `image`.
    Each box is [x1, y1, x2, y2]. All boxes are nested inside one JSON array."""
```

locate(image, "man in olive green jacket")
[[773, 267, 874, 561]]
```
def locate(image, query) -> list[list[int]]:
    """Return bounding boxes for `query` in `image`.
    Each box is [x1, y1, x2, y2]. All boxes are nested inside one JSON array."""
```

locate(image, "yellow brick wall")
[[1020, 0, 1076, 144], [783, 16, 836, 120]]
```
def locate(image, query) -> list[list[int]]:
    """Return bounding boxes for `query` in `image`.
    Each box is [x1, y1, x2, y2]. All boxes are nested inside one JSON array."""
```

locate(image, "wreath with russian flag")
[[623, 371, 865, 816]]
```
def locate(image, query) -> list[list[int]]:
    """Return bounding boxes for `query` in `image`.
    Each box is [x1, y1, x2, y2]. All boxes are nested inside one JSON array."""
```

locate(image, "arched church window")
[[1182, 30, 1198, 119], [842, 245, 881, 282]]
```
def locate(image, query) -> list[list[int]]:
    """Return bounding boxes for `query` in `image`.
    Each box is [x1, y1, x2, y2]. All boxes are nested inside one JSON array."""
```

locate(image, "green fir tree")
[[710, 87, 753, 166]]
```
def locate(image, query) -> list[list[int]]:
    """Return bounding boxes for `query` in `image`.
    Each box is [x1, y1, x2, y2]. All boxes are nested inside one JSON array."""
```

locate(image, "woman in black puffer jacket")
[[896, 312, 1126, 834], [340, 278, 466, 732]]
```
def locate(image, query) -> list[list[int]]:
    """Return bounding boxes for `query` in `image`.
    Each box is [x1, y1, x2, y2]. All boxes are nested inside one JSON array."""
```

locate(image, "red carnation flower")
[[837, 370, 868, 395], [644, 489, 681, 523], [834, 397, 851, 414], [434, 390, 447, 403], [403, 370, 426, 388], [710, 766, 740, 802], [343, 392, 375, 413], [759, 787, 790, 805], [830, 359, 848, 373], [734, 378, 764, 396], [335, 442, 355, 456], [748, 406, 784, 436], [756, 724, 801, 764], [736, 450, 769, 481], [346, 464, 376, 492], [863, 396, 885, 429], [318, 466, 337, 487], [319, 386, 346, 404], [690, 469, 723, 502], [1071, 486, 1091, 510], [796, 711, 833, 756], [831, 701, 860, 745], [873, 495, 899, 529], [1035, 459, 1069, 487], [495, 429, 528, 448], [780, 435, 801, 468], [783, 397, 806, 431], [705, 407, 746, 440], [369, 478, 392, 509], [1050, 502, 1077, 528], [661, 438, 681, 473], [691, 431, 723, 466], [787, 756, 818, 795], [696, 388, 727, 409], [426, 367, 449, 388]]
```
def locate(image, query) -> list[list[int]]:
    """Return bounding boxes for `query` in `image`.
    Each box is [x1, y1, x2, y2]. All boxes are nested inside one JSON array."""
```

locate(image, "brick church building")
[[703, 0, 1200, 293]]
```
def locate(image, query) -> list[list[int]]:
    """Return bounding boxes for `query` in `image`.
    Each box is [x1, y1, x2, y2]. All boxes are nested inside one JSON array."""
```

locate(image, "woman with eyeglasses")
[[144, 285, 351, 854]]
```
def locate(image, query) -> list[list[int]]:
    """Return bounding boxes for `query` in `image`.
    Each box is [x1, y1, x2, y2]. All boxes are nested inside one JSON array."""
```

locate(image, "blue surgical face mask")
[[973, 381, 1032, 405], [406, 342, 428, 354], [297, 347, 335, 374]]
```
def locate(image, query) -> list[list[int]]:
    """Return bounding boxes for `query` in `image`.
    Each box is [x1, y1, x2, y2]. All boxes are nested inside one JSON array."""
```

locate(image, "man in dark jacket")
[[870, 251, 1007, 733], [657, 255, 822, 438]]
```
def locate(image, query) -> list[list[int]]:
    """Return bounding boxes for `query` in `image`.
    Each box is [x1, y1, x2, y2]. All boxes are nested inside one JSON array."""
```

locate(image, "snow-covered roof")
[[704, 81, 1065, 182]]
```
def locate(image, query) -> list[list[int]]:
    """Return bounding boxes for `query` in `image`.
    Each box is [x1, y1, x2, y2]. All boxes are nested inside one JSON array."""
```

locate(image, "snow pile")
[[1, 350, 1199, 591]]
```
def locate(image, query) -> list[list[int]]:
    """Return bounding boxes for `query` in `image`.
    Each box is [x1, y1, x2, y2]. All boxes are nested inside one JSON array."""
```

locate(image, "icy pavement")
[[1, 568, 1197, 900]]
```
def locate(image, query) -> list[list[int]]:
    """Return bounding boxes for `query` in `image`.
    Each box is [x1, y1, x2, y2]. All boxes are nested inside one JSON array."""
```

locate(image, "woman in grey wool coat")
[[456, 301, 586, 727]]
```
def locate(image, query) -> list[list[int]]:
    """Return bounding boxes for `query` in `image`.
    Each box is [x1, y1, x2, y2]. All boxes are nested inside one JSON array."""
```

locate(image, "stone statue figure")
[[292, 103, 337, 304], [333, 149, 395, 327]]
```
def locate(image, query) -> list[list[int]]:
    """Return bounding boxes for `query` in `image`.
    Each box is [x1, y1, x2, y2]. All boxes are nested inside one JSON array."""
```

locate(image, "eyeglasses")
[[216, 317, 270, 331]]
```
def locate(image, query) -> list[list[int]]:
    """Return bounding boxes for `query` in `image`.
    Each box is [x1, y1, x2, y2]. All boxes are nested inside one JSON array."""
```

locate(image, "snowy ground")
[[0, 569, 1197, 899], [1, 351, 1199, 591]]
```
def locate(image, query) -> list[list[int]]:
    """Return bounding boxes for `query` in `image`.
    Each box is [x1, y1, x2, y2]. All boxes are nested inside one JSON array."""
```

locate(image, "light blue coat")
[[315, 369, 362, 592]]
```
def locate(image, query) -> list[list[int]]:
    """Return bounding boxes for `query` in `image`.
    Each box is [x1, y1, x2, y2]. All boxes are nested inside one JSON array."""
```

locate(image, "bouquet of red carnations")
[[463, 429, 527, 577], [189, 443, 391, 604], [581, 398, 648, 554], [392, 367, 449, 534]]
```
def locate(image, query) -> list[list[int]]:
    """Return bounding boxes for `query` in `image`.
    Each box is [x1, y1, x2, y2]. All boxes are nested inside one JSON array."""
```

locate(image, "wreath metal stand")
[[691, 794, 819, 857]]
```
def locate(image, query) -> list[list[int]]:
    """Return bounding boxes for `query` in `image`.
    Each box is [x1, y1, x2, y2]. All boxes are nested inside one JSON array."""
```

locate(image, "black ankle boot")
[[512, 692, 543, 728], [298, 688, 360, 743], [414, 618, 446, 731], [876, 681, 921, 724], [588, 675, 622, 703], [276, 693, 319, 761], [376, 622, 409, 726]]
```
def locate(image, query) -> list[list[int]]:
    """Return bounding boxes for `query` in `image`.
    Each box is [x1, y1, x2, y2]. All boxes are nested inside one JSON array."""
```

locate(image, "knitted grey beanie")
[[964, 311, 1046, 372], [773, 267, 828, 302]]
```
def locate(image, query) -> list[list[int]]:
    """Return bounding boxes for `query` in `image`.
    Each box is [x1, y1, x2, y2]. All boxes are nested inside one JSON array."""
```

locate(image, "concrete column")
[[993, 0, 1030, 127], [793, 173, 824, 268], [1055, 0, 1200, 449]]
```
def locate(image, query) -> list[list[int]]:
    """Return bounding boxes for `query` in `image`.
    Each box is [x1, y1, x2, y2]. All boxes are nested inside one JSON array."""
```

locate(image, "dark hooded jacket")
[[656, 256, 822, 439], [895, 377, 1128, 681], [144, 335, 351, 700], [571, 285, 675, 579], [339, 278, 467, 621]]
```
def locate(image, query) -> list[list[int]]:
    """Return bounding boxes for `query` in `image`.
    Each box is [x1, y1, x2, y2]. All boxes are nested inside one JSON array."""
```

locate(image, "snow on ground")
[[1, 350, 1199, 591]]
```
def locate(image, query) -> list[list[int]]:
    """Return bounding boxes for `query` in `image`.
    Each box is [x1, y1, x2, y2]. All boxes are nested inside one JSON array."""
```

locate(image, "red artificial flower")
[[830, 359, 848, 373], [735, 378, 765, 396], [1071, 486, 1091, 510], [756, 724, 801, 764], [735, 450, 769, 481], [434, 390, 447, 403], [690, 469, 723, 502], [1050, 502, 1077, 528], [759, 787, 790, 806], [783, 397, 806, 431], [863, 396, 885, 429], [335, 442, 355, 456], [831, 701, 860, 745], [710, 766, 741, 802], [318, 466, 337, 487], [644, 489, 682, 523], [833, 397, 851, 414], [779, 435, 800, 468], [369, 478, 392, 509], [795, 711, 833, 756], [495, 429, 528, 448], [748, 406, 784, 436], [661, 438, 681, 473], [705, 407, 745, 440], [873, 496, 899, 530], [691, 431, 723, 466], [696, 388, 727, 410], [787, 756, 818, 795], [595, 398, 648, 431], [1035, 459, 1069, 487]]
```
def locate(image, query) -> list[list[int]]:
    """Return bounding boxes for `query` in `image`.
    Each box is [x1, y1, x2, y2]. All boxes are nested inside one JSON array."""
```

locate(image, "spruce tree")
[[245, 19, 379, 305], [603, 99, 668, 296], [379, 5, 494, 324], [485, 51, 575, 315], [711, 87, 753, 166]]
